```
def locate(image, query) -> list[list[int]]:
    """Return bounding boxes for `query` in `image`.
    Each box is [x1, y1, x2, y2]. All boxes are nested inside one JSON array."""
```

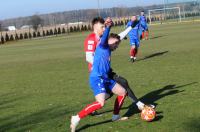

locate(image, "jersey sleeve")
[[118, 26, 132, 40], [126, 21, 131, 28], [99, 27, 110, 48]]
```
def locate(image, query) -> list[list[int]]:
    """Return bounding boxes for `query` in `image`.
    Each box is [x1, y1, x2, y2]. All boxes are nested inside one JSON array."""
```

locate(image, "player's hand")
[[105, 17, 113, 28], [131, 20, 139, 28]]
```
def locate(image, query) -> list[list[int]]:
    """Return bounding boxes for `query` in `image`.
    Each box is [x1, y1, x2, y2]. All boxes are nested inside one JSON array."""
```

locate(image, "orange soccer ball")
[[141, 106, 156, 122]]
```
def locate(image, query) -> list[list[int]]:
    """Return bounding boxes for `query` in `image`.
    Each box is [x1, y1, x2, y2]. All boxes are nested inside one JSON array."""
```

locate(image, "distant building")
[[68, 22, 83, 26], [7, 26, 16, 31], [20, 25, 31, 29]]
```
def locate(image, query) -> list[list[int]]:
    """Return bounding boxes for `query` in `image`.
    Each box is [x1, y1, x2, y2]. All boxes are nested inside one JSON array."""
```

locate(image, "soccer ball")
[[141, 106, 156, 122]]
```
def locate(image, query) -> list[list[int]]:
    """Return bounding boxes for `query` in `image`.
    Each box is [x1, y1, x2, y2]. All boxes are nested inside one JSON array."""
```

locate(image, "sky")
[[0, 0, 193, 20]]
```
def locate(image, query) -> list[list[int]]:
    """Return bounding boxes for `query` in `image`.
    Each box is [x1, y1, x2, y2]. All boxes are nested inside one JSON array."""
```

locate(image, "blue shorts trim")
[[130, 39, 140, 47], [89, 77, 116, 96]]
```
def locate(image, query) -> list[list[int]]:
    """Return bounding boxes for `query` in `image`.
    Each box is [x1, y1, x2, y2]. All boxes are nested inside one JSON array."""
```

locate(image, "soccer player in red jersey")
[[84, 17, 105, 72]]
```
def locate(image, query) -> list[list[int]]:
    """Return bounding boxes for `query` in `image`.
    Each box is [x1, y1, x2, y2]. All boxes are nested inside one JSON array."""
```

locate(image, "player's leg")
[[112, 74, 149, 110], [108, 70, 139, 103], [111, 82, 127, 121], [142, 31, 145, 40], [70, 78, 107, 132], [133, 39, 140, 61], [113, 74, 139, 102], [130, 44, 136, 62], [70, 93, 106, 132], [141, 25, 145, 40], [90, 92, 113, 116], [145, 28, 149, 40], [139, 28, 143, 40]]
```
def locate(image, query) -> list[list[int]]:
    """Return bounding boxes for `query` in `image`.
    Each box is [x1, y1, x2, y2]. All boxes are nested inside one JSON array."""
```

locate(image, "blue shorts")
[[141, 24, 148, 31], [89, 77, 116, 96], [130, 39, 140, 47]]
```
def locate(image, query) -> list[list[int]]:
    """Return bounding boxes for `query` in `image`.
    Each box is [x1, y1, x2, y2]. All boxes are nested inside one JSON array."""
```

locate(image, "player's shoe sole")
[[119, 116, 129, 121]]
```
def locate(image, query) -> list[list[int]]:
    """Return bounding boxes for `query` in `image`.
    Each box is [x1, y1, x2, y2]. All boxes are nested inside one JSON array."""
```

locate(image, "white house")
[[7, 26, 16, 31]]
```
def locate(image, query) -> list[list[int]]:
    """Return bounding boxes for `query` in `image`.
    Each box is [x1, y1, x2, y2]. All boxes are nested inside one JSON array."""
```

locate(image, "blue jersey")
[[139, 15, 148, 31], [126, 21, 140, 40], [90, 27, 111, 80], [139, 15, 147, 26]]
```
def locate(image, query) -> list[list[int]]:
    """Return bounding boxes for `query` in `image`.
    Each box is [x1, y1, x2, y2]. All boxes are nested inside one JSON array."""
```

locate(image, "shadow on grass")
[[123, 82, 197, 118], [76, 119, 112, 132], [76, 82, 197, 131], [0, 93, 74, 132], [0, 93, 28, 111], [150, 35, 165, 40], [0, 92, 95, 132], [184, 117, 200, 132], [0, 105, 70, 132], [137, 51, 169, 61]]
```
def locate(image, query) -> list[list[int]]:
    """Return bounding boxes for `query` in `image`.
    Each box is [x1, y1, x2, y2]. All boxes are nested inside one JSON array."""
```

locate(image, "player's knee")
[[118, 86, 127, 96], [120, 89, 127, 96], [105, 93, 113, 100], [97, 100, 105, 107], [131, 45, 136, 49]]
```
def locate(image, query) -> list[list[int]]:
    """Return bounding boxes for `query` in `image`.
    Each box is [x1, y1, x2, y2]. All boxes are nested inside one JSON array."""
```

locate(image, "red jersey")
[[84, 33, 100, 71]]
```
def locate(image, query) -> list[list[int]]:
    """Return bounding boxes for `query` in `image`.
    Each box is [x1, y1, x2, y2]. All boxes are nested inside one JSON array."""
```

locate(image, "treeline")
[[0, 1, 199, 29], [0, 7, 145, 29], [0, 19, 128, 44], [2, 1, 198, 28], [150, 12, 200, 21]]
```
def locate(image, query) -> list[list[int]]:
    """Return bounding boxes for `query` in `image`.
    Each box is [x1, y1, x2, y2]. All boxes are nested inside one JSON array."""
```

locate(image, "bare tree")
[[29, 15, 43, 31], [117, 5, 127, 17]]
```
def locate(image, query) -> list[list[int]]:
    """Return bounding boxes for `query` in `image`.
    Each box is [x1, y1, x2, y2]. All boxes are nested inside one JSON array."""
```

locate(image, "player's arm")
[[99, 27, 110, 48], [118, 26, 132, 40], [118, 20, 139, 40]]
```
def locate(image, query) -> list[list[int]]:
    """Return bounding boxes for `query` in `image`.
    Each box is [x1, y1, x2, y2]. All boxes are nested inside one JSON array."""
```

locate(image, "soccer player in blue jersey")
[[84, 17, 150, 117], [70, 18, 146, 132], [139, 11, 149, 40], [126, 16, 140, 62]]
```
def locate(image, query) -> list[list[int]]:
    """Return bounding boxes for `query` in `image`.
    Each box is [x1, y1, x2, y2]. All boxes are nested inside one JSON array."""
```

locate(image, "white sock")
[[71, 115, 80, 125], [136, 101, 145, 109], [75, 115, 80, 121]]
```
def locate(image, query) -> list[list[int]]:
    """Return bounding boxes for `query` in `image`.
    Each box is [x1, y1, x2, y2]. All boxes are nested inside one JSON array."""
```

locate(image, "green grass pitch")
[[0, 22, 200, 132]]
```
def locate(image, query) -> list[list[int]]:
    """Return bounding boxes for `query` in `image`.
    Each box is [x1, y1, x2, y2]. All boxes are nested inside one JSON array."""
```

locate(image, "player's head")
[[108, 33, 121, 51], [92, 17, 105, 37], [141, 11, 145, 15], [131, 15, 137, 21]]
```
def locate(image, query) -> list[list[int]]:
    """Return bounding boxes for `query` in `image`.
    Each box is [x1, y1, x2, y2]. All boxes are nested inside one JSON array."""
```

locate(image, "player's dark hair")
[[109, 33, 121, 41], [91, 17, 105, 27]]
